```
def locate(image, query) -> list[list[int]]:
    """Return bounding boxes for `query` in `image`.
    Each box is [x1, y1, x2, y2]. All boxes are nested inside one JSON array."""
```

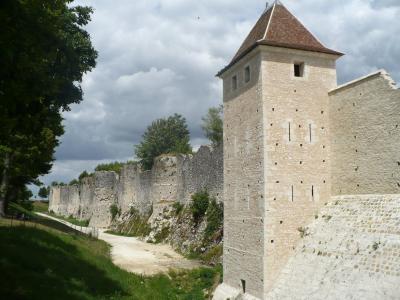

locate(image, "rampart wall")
[[329, 70, 400, 195], [49, 145, 222, 228]]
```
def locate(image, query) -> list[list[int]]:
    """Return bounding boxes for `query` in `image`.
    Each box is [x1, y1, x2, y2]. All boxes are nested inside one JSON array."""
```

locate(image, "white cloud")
[[38, 0, 400, 189]]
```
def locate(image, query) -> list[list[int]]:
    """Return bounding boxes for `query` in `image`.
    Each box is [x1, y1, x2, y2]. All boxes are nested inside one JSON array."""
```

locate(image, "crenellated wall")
[[49, 144, 223, 228]]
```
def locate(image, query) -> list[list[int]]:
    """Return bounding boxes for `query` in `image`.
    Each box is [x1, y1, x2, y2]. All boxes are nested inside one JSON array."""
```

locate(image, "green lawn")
[[0, 217, 221, 300], [46, 211, 90, 227], [32, 201, 49, 213]]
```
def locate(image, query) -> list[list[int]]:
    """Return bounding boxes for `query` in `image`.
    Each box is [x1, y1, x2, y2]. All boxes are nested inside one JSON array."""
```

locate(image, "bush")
[[78, 170, 93, 181], [204, 199, 223, 242], [109, 203, 120, 220], [69, 179, 79, 185], [190, 191, 210, 224], [172, 202, 184, 215], [95, 162, 124, 173]]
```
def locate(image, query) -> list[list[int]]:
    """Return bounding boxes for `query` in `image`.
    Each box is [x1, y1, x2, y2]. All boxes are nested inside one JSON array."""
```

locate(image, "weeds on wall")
[[190, 191, 210, 224], [109, 203, 121, 221]]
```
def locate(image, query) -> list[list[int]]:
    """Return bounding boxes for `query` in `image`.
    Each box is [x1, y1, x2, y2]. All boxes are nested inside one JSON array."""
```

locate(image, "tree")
[[201, 105, 223, 146], [0, 0, 97, 216], [78, 171, 92, 181], [135, 114, 192, 170], [38, 186, 49, 199]]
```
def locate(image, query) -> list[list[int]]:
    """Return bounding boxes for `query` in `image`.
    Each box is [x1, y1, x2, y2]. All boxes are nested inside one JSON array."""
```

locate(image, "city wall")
[[49, 145, 222, 228]]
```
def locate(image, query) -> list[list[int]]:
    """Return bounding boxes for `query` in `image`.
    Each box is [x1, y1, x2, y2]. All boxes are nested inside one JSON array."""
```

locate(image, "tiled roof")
[[218, 1, 343, 76]]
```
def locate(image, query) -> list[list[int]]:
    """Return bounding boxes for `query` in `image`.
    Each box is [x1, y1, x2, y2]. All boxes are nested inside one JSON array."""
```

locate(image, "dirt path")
[[36, 213, 200, 275]]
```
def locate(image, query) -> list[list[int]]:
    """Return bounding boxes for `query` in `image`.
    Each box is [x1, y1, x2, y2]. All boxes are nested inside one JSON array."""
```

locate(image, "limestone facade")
[[215, 2, 400, 299]]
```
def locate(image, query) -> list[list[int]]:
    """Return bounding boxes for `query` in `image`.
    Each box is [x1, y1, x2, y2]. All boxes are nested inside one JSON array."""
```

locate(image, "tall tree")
[[38, 187, 49, 199], [135, 114, 192, 170], [201, 105, 223, 146], [0, 0, 97, 216]]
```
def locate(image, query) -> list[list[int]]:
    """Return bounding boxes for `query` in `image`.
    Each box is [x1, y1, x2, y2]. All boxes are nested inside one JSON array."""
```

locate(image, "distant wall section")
[[49, 144, 223, 228]]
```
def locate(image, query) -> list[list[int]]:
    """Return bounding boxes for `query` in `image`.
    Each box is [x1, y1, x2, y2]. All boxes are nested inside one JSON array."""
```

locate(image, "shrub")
[[172, 202, 184, 215], [109, 203, 120, 220], [69, 179, 79, 185], [190, 191, 210, 223], [95, 161, 124, 174], [78, 170, 93, 181], [204, 198, 223, 242]]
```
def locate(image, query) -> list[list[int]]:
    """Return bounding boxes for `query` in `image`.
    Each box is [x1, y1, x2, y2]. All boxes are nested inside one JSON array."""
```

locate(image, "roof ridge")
[[262, 2, 277, 40]]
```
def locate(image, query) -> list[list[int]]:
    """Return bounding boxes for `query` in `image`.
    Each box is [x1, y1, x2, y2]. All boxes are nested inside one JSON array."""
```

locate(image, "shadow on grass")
[[0, 226, 126, 300]]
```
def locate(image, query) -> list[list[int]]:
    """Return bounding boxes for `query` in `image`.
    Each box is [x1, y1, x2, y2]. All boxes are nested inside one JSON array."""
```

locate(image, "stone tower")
[[215, 1, 343, 299]]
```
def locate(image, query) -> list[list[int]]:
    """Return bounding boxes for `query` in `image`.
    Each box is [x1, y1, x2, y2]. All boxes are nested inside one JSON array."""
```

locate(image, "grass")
[[32, 201, 49, 213], [0, 214, 221, 299], [47, 211, 90, 227]]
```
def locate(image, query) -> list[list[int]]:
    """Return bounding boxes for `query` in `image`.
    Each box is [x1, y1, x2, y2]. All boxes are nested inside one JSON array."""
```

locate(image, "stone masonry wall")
[[49, 144, 223, 228], [222, 50, 265, 299], [329, 70, 400, 195], [261, 46, 339, 295], [267, 194, 400, 300]]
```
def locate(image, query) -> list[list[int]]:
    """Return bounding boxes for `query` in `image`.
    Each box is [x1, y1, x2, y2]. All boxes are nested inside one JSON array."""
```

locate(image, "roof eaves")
[[216, 41, 343, 77]]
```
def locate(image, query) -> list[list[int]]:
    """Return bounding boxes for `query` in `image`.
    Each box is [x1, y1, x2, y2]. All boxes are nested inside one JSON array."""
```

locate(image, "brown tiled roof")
[[218, 1, 343, 76]]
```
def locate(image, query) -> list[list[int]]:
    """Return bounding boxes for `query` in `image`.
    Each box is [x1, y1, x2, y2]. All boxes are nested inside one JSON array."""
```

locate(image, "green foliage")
[[69, 179, 79, 185], [0, 217, 221, 299], [32, 201, 49, 213], [153, 226, 170, 243], [0, 0, 97, 215], [95, 161, 124, 173], [48, 211, 90, 227], [78, 170, 92, 181], [190, 191, 210, 223], [109, 203, 120, 221], [200, 245, 223, 265], [204, 198, 223, 243], [135, 114, 192, 170], [38, 186, 49, 199], [201, 105, 223, 146], [172, 202, 184, 215]]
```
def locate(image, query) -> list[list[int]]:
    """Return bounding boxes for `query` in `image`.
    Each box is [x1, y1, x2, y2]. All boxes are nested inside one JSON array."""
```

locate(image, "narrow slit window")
[[309, 124, 312, 143], [232, 75, 237, 91], [291, 185, 294, 202], [294, 62, 304, 77], [288, 122, 291, 142], [311, 185, 314, 201], [244, 66, 250, 83], [241, 279, 246, 294]]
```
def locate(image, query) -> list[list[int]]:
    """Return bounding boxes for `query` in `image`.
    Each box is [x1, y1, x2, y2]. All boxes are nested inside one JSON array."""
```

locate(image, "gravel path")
[[36, 213, 200, 275]]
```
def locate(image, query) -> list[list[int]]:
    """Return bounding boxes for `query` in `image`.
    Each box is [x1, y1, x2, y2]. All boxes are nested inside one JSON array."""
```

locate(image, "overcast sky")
[[36, 0, 400, 192]]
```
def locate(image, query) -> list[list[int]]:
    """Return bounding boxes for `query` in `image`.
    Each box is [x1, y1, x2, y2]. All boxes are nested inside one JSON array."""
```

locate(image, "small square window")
[[232, 75, 237, 90], [244, 66, 250, 83], [294, 62, 304, 77]]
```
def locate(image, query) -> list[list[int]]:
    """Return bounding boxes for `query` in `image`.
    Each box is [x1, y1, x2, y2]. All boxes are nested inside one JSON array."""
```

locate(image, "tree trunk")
[[0, 153, 10, 218]]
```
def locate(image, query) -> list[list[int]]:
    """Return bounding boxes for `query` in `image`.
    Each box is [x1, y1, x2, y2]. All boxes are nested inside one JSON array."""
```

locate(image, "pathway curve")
[[36, 213, 201, 275]]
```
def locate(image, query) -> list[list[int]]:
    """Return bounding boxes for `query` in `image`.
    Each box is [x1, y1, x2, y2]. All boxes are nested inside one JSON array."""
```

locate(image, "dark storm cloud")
[[40, 0, 400, 187]]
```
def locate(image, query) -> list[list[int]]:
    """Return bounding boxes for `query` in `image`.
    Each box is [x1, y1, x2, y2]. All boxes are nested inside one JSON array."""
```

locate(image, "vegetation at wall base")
[[190, 191, 210, 224], [32, 201, 49, 213], [0, 214, 221, 299], [47, 211, 90, 227]]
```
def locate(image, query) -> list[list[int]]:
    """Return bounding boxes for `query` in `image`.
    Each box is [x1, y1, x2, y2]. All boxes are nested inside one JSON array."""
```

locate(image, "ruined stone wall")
[[222, 50, 266, 299], [48, 144, 223, 228], [329, 70, 400, 195], [261, 46, 339, 295], [267, 194, 400, 300]]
